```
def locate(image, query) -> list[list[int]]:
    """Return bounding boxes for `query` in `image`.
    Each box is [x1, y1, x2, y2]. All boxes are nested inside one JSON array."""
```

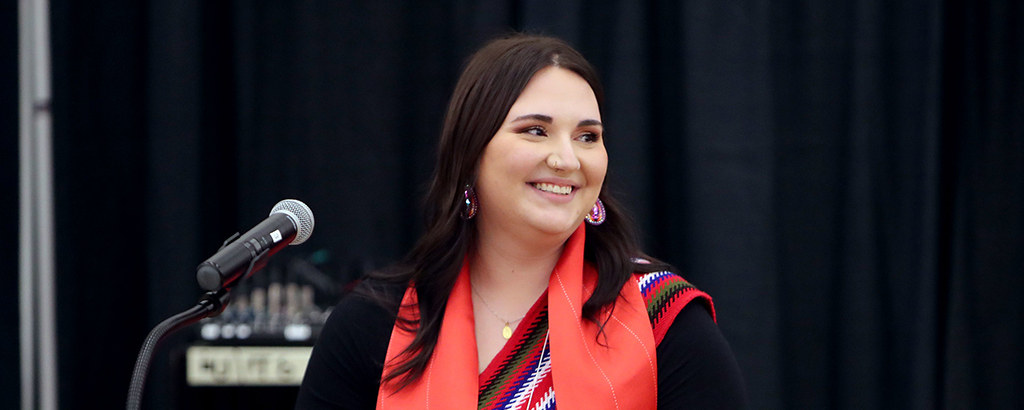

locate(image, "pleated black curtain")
[[7, 0, 1018, 409], [0, 0, 21, 404]]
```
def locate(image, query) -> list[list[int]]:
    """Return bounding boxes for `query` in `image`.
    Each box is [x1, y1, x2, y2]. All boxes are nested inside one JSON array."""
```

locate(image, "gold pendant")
[[502, 323, 513, 339]]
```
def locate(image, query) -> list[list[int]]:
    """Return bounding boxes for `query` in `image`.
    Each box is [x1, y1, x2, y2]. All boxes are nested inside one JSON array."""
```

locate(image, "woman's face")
[[475, 66, 607, 240]]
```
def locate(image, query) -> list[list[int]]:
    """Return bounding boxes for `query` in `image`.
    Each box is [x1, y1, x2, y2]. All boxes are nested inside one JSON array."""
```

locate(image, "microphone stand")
[[125, 233, 270, 410]]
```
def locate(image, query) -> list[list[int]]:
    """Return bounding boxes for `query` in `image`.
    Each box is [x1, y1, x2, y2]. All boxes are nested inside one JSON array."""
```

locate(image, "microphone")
[[196, 199, 315, 291]]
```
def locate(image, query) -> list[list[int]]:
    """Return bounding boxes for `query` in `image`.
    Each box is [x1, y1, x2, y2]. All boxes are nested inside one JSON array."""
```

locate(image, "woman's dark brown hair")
[[362, 34, 674, 387]]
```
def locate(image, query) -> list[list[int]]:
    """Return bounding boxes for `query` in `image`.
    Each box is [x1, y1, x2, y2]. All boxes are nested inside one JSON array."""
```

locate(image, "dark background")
[[2, 0, 1021, 409], [2, 0, 20, 404]]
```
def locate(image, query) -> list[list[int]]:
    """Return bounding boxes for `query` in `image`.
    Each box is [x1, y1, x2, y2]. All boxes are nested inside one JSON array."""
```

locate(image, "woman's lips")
[[527, 182, 578, 203], [530, 182, 574, 195]]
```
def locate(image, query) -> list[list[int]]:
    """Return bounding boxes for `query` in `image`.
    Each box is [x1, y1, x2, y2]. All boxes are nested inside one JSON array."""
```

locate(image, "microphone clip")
[[218, 232, 242, 251]]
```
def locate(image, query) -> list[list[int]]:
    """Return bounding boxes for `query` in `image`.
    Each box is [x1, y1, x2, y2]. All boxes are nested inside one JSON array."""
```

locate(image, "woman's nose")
[[545, 137, 580, 172]]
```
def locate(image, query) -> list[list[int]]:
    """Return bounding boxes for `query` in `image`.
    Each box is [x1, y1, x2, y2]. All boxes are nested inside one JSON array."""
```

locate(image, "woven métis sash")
[[377, 224, 713, 410]]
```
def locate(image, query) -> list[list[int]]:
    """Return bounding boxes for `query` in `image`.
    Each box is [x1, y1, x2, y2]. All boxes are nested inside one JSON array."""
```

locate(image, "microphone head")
[[271, 199, 315, 245]]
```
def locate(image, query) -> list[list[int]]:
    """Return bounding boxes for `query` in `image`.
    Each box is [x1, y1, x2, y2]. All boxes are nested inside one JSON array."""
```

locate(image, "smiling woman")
[[295, 34, 747, 410], [476, 66, 607, 243], [473, 65, 609, 372]]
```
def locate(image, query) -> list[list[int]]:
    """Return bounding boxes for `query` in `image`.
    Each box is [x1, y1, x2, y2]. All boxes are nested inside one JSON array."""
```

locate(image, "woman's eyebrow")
[[511, 114, 553, 123], [510, 114, 602, 128]]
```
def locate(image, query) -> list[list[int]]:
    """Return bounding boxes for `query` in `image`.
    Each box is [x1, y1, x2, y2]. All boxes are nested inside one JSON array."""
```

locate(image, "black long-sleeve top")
[[295, 281, 748, 409]]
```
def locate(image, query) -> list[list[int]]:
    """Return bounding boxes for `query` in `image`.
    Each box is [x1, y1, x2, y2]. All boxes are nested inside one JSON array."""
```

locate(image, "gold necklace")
[[471, 285, 526, 339]]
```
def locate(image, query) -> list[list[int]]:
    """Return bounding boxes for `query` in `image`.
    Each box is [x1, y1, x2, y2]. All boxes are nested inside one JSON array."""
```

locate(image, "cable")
[[126, 290, 228, 410]]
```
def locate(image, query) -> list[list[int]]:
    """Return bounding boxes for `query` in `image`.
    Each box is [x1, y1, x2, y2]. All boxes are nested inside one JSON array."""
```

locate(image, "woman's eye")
[[523, 126, 547, 137], [578, 132, 600, 143]]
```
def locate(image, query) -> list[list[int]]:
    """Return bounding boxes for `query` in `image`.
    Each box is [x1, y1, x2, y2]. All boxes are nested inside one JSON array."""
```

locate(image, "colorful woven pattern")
[[478, 304, 554, 410], [637, 271, 715, 343], [476, 272, 712, 410]]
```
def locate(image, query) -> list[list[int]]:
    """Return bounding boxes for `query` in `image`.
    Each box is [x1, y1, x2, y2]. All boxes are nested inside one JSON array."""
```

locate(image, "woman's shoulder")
[[634, 272, 748, 407], [296, 279, 404, 409], [313, 278, 406, 355], [330, 278, 406, 320], [632, 271, 716, 344]]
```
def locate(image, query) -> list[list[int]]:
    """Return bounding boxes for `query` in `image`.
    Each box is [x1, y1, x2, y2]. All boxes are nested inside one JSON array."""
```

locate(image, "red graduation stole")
[[377, 224, 657, 409]]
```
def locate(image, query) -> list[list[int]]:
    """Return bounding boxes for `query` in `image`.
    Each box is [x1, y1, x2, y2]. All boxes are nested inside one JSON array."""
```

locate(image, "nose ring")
[[547, 155, 562, 170]]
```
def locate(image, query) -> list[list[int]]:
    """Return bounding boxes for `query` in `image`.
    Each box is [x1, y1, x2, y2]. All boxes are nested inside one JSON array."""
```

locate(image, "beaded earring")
[[461, 185, 478, 220], [584, 198, 606, 225]]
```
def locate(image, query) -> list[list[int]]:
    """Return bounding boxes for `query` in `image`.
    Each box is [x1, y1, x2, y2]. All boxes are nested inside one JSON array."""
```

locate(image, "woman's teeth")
[[531, 182, 573, 195]]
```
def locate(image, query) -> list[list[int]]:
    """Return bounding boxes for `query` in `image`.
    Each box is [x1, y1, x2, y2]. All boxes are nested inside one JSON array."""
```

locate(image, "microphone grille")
[[271, 199, 315, 245]]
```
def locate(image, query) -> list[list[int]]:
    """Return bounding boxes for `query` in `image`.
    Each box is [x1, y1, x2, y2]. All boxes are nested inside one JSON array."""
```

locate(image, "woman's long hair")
[[362, 34, 675, 387]]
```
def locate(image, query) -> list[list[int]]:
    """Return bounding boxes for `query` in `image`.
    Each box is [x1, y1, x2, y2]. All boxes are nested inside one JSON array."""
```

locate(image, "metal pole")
[[20, 0, 57, 409]]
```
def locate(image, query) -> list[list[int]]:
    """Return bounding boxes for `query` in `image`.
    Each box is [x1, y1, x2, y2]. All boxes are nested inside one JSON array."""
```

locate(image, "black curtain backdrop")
[[4, 0, 1016, 409], [1, 0, 21, 406]]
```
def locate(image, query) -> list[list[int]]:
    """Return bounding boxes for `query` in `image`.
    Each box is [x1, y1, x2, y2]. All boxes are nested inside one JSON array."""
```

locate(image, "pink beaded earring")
[[461, 185, 478, 220], [584, 198, 606, 225]]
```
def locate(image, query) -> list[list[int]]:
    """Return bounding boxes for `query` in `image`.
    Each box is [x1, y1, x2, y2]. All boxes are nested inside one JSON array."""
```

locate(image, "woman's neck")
[[470, 223, 569, 307]]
